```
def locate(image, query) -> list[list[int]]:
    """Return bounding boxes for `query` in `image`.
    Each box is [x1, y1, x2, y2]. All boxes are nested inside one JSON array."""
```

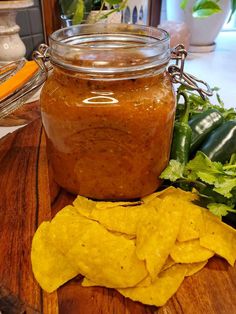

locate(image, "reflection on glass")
[[124, 6, 131, 23], [132, 6, 138, 24], [139, 5, 144, 21], [82, 95, 119, 105]]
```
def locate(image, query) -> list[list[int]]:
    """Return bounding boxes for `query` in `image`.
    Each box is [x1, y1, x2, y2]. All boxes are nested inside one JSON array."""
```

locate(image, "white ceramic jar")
[[166, 0, 231, 51], [0, 0, 33, 64]]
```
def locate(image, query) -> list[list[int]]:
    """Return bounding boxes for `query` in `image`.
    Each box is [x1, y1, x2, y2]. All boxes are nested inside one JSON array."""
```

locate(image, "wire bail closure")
[[32, 43, 52, 75], [168, 44, 213, 99], [33, 44, 213, 100]]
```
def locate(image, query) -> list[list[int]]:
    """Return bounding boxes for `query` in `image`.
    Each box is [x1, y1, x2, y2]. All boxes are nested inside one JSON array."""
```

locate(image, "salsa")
[[41, 68, 175, 200]]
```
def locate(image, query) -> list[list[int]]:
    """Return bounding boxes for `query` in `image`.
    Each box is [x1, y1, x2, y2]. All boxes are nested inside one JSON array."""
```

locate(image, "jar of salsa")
[[40, 24, 176, 200]]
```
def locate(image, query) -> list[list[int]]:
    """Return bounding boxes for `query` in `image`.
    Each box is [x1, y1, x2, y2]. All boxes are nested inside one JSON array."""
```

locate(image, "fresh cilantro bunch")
[[160, 152, 236, 220]]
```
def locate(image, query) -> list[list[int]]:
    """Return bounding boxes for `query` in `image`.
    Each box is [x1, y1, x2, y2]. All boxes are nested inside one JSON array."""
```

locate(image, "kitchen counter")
[[185, 31, 236, 108], [0, 30, 235, 139]]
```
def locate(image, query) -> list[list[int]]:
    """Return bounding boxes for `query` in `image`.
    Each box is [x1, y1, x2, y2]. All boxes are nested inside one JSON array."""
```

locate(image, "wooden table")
[[0, 111, 235, 313]]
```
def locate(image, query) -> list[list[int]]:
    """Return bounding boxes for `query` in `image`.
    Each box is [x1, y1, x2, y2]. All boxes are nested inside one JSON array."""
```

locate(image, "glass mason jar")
[[40, 24, 176, 200]]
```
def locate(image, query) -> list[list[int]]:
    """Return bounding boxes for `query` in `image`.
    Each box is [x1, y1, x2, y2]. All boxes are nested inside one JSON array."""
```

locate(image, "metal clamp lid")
[[34, 43, 213, 99], [32, 43, 52, 74], [0, 43, 213, 120], [168, 44, 213, 99], [0, 44, 51, 120]]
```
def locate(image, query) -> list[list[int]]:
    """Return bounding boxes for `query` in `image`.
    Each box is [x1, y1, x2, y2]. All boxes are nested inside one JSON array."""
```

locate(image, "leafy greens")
[[160, 152, 236, 219]]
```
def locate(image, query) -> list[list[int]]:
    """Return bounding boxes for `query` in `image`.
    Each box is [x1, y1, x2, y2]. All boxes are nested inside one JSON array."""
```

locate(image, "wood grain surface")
[[0, 118, 235, 314]]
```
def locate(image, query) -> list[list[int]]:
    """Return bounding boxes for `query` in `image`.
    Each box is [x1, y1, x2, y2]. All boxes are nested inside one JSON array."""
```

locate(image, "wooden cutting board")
[[0, 118, 236, 314]]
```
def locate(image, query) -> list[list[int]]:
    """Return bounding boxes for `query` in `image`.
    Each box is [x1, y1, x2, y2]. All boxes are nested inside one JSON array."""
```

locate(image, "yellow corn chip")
[[96, 200, 142, 209], [170, 240, 214, 263], [200, 211, 236, 266], [82, 277, 99, 287], [31, 222, 79, 293], [74, 196, 160, 235], [118, 264, 187, 307], [136, 196, 183, 280], [185, 261, 208, 276], [73, 195, 95, 217], [178, 203, 205, 242], [161, 256, 176, 272], [89, 203, 157, 235], [32, 207, 148, 291], [31, 187, 235, 309]]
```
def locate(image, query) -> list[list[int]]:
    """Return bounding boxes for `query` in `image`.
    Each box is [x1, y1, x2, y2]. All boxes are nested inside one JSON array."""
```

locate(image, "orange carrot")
[[0, 61, 39, 101]]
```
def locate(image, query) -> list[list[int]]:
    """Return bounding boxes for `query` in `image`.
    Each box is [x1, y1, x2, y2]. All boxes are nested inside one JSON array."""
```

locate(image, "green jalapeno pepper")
[[199, 120, 236, 163], [170, 92, 192, 164], [189, 108, 224, 153]]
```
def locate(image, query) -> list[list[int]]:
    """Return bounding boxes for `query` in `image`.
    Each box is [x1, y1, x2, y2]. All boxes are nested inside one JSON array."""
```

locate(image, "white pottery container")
[[166, 0, 231, 49], [0, 0, 33, 64]]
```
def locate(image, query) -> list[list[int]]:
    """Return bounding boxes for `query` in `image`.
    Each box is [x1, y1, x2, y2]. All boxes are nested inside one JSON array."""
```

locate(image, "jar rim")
[[49, 23, 170, 79], [49, 23, 170, 50]]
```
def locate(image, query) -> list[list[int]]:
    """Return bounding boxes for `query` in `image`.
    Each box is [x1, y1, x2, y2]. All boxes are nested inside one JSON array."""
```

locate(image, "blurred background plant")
[[166, 0, 235, 50], [59, 0, 128, 26], [180, 0, 236, 20]]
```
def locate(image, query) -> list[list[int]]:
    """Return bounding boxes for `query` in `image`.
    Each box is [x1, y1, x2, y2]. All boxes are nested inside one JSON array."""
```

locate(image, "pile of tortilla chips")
[[31, 187, 236, 307]]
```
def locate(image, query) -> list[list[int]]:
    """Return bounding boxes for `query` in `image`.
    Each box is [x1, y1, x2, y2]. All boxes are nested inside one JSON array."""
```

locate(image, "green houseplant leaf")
[[228, 0, 236, 21], [105, 0, 123, 4], [60, 0, 78, 16], [72, 0, 85, 24], [180, 0, 233, 18], [192, 0, 222, 18], [180, 0, 190, 9]]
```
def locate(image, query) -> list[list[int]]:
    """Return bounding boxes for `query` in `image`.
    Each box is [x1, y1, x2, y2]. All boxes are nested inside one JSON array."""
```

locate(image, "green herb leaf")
[[229, 153, 236, 165], [207, 203, 231, 218], [213, 178, 236, 198], [159, 160, 184, 182], [196, 171, 221, 185], [184, 151, 224, 181], [216, 93, 224, 107]]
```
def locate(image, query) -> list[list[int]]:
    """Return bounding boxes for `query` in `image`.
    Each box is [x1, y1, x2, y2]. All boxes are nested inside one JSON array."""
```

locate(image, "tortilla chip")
[[73, 195, 94, 217], [170, 240, 214, 263], [135, 196, 183, 280], [141, 190, 167, 204], [118, 264, 187, 307], [178, 203, 205, 242], [31, 222, 79, 293], [65, 220, 147, 288], [89, 203, 158, 235], [82, 277, 99, 287], [200, 211, 236, 266], [96, 200, 142, 209], [32, 206, 148, 291], [73, 195, 161, 236], [31, 187, 235, 308], [82, 275, 154, 288], [161, 256, 176, 272], [185, 261, 208, 276], [49, 205, 95, 253]]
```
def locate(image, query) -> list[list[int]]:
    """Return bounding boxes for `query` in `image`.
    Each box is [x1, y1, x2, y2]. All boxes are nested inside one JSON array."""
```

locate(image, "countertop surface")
[[184, 31, 236, 109], [0, 30, 235, 139]]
